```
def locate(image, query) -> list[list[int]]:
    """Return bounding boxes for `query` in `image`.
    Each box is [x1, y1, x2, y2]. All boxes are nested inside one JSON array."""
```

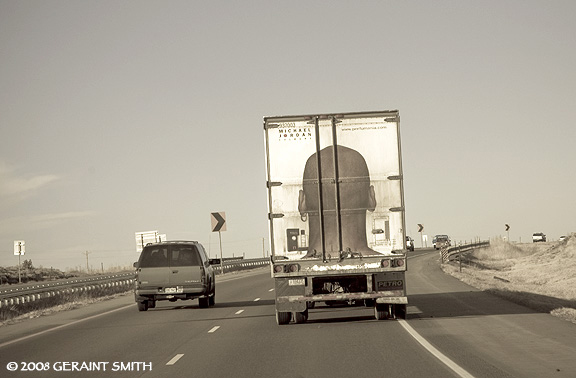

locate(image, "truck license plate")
[[164, 287, 183, 294], [288, 279, 305, 286]]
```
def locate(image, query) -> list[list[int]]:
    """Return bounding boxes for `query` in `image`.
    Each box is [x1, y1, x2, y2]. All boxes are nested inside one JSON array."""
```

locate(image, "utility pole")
[[84, 251, 91, 273]]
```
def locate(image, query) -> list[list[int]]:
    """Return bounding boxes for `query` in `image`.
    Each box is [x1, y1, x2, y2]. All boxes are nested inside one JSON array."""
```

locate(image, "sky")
[[1, 1, 575, 271]]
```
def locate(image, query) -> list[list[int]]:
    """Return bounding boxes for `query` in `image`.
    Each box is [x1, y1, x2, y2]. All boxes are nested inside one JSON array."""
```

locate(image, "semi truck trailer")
[[263, 110, 408, 325]]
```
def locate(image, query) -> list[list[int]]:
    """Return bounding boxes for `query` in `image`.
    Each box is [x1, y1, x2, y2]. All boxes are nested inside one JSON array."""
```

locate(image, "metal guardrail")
[[0, 276, 134, 309], [440, 240, 490, 262], [215, 257, 270, 274], [0, 273, 134, 299], [0, 258, 270, 308]]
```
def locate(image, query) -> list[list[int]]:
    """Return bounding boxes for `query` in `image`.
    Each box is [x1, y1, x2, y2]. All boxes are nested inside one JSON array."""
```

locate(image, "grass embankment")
[[442, 234, 576, 324]]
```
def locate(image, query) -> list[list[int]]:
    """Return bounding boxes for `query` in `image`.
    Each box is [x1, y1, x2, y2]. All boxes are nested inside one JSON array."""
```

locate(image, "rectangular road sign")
[[14, 240, 25, 256], [135, 231, 160, 253]]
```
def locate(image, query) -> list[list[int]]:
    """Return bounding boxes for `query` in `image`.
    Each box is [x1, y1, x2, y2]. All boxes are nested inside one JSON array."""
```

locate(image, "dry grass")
[[443, 234, 576, 324]]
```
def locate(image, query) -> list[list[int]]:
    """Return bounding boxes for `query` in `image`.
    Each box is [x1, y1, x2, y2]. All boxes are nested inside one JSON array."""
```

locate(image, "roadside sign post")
[[211, 212, 227, 274], [14, 241, 25, 284], [135, 231, 164, 253], [418, 224, 424, 248], [505, 224, 510, 242]]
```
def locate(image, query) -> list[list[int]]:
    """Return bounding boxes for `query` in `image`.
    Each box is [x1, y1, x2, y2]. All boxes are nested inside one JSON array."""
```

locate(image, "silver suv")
[[134, 241, 217, 311]]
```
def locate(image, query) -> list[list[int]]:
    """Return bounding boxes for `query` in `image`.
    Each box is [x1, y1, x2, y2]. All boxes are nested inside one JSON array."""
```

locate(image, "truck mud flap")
[[275, 277, 307, 312]]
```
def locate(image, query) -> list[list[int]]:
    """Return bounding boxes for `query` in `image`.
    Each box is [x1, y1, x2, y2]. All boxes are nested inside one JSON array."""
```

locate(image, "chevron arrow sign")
[[211, 212, 227, 232]]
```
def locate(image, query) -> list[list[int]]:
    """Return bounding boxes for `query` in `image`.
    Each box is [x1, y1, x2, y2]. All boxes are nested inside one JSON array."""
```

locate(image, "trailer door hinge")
[[389, 207, 404, 212], [267, 181, 282, 188], [269, 213, 285, 219], [387, 175, 402, 180]]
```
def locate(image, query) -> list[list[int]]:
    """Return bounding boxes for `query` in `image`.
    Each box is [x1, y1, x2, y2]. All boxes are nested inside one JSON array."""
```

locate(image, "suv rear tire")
[[137, 301, 148, 312], [198, 296, 209, 308], [209, 289, 215, 306]]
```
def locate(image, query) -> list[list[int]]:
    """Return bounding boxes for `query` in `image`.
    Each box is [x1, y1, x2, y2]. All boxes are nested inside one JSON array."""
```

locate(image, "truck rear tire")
[[374, 304, 389, 320], [276, 311, 291, 325], [294, 309, 308, 324], [394, 304, 407, 319]]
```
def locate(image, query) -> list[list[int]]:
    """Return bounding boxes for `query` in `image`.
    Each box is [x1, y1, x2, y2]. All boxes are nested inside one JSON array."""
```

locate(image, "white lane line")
[[398, 320, 475, 378], [166, 354, 184, 366], [208, 326, 220, 333], [0, 304, 134, 349], [254, 297, 260, 302], [268, 288, 274, 292], [235, 310, 245, 315]]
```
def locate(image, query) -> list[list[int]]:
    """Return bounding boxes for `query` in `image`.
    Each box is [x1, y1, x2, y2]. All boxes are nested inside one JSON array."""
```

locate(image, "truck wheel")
[[364, 299, 375, 307], [307, 301, 315, 309], [137, 301, 148, 312], [276, 311, 291, 325], [394, 304, 407, 319], [294, 309, 308, 324], [148, 300, 156, 309], [374, 304, 389, 320], [198, 296, 209, 308]]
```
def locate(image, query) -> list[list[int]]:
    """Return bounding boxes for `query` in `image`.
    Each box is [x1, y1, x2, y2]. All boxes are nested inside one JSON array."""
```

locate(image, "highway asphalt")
[[1, 250, 575, 377]]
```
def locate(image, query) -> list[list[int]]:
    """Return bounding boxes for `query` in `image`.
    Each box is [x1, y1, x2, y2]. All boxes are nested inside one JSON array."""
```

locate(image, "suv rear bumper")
[[135, 285, 209, 301]]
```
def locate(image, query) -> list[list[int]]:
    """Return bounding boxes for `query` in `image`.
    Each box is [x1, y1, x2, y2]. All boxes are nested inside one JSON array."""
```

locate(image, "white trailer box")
[[264, 110, 407, 324]]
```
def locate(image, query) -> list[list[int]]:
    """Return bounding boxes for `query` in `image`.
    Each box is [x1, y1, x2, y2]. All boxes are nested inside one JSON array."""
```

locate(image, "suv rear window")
[[139, 245, 200, 267]]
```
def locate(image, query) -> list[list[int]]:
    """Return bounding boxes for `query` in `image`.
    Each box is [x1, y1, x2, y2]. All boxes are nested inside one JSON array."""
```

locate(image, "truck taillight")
[[392, 258, 404, 267], [287, 263, 300, 272], [273, 264, 300, 273], [382, 258, 404, 268]]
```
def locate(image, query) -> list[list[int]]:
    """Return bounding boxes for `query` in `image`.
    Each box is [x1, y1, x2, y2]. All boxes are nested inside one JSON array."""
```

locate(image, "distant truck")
[[263, 110, 408, 324], [532, 233, 546, 242]]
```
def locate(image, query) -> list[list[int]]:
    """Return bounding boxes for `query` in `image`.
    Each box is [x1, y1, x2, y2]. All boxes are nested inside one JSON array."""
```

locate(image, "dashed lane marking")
[[269, 288, 274, 292], [208, 326, 220, 333], [235, 310, 245, 315], [166, 354, 184, 365], [254, 298, 260, 302]]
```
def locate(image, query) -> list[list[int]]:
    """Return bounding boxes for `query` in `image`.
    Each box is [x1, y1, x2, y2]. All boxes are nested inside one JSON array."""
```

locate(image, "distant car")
[[433, 235, 451, 250], [559, 235, 567, 242], [532, 233, 546, 242], [133, 241, 217, 311], [406, 236, 415, 251]]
